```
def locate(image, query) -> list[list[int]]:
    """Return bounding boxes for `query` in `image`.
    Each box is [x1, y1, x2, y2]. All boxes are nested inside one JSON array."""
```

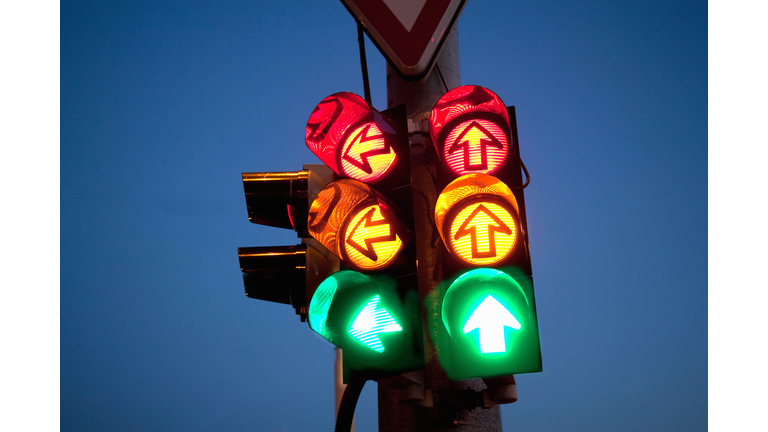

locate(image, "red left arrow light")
[[306, 92, 399, 184]]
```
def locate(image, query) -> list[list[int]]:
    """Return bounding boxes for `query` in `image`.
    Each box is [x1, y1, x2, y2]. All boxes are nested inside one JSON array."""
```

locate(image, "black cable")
[[520, 159, 530, 188], [412, 189, 440, 247], [335, 378, 366, 432], [357, 23, 372, 106]]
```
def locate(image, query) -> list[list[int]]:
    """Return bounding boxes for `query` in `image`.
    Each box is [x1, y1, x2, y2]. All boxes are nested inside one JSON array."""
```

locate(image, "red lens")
[[306, 93, 397, 184], [429, 86, 511, 176]]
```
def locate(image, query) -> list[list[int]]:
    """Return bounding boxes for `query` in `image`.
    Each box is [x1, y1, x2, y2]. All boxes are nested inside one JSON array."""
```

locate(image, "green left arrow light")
[[307, 270, 425, 382], [349, 295, 403, 353], [463, 295, 520, 354]]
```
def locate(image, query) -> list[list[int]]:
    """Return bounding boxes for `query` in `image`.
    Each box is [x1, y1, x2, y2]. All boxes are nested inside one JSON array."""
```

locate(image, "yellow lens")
[[435, 174, 520, 266], [308, 180, 373, 258], [308, 179, 408, 271], [342, 204, 404, 271], [339, 122, 397, 183], [448, 201, 517, 265]]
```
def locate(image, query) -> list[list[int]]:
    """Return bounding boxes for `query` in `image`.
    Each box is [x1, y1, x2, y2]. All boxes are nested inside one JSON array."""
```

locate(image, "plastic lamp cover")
[[435, 173, 521, 266], [308, 179, 410, 271], [306, 92, 398, 184], [429, 85, 511, 176]]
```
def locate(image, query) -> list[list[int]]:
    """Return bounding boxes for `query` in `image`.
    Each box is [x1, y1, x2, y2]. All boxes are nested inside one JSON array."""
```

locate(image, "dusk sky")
[[7, 0, 732, 430]]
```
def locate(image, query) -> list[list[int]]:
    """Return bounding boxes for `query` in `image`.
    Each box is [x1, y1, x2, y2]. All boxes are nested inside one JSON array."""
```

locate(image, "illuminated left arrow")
[[349, 295, 402, 353], [346, 206, 399, 262], [463, 295, 521, 354], [342, 123, 391, 175]]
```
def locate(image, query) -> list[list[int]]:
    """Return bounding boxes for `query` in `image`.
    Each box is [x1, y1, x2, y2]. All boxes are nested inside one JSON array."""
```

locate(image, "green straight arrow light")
[[349, 295, 402, 353], [463, 295, 521, 354]]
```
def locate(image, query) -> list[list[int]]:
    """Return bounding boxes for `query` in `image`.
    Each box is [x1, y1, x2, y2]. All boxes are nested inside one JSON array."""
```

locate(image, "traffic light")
[[434, 173, 521, 268], [237, 166, 340, 321], [236, 86, 541, 385], [429, 85, 542, 379], [303, 92, 423, 382], [307, 178, 410, 272], [307, 270, 422, 382]]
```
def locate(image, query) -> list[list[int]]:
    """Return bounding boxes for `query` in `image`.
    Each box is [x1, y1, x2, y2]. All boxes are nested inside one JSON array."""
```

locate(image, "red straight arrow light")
[[448, 121, 504, 172]]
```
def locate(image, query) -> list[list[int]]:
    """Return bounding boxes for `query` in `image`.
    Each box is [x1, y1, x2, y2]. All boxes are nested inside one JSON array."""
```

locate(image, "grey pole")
[[336, 348, 356, 432], [378, 24, 503, 432]]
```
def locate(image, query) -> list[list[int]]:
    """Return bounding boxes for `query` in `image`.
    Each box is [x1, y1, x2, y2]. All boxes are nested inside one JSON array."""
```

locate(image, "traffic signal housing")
[[429, 85, 542, 379], [303, 92, 423, 382], [239, 242, 339, 319], [308, 178, 411, 272], [434, 173, 521, 267], [307, 270, 423, 382], [237, 165, 339, 321]]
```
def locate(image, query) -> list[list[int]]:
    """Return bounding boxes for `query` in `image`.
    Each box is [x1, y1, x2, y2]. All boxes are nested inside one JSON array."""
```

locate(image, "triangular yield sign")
[[382, 0, 427, 32], [340, 0, 467, 80]]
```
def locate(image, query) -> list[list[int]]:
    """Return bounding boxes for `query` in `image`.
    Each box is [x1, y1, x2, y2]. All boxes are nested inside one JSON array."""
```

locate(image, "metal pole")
[[335, 348, 356, 432], [378, 24, 503, 432]]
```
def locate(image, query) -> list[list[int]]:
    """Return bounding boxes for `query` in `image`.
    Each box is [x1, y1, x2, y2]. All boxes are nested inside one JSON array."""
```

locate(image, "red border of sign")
[[340, 0, 467, 81]]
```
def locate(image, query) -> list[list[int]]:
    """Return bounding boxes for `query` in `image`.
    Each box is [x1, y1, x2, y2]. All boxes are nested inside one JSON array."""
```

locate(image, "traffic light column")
[[378, 25, 503, 432]]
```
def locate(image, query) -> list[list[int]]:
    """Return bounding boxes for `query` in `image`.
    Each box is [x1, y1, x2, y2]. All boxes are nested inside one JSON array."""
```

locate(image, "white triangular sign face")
[[381, 0, 427, 32], [340, 0, 467, 80]]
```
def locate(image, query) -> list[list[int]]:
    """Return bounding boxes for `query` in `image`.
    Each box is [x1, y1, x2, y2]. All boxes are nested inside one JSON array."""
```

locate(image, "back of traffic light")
[[429, 85, 542, 380], [239, 243, 338, 317], [237, 165, 340, 321], [303, 92, 424, 382]]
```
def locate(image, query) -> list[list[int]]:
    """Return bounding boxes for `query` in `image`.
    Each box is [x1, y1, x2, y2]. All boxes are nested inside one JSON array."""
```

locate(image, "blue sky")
[[55, 0, 709, 430]]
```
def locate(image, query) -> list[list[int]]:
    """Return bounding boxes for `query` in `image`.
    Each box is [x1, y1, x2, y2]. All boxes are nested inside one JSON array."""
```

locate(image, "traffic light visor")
[[306, 92, 398, 184], [308, 271, 415, 365], [309, 270, 371, 342], [242, 171, 308, 231], [435, 174, 520, 266], [429, 85, 511, 176], [308, 179, 410, 272]]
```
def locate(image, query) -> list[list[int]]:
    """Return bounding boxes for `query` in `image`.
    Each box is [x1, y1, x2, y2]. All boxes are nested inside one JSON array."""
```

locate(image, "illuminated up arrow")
[[342, 123, 391, 175], [453, 204, 512, 259], [448, 121, 503, 171], [349, 295, 402, 353], [463, 295, 521, 354], [346, 206, 399, 262]]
